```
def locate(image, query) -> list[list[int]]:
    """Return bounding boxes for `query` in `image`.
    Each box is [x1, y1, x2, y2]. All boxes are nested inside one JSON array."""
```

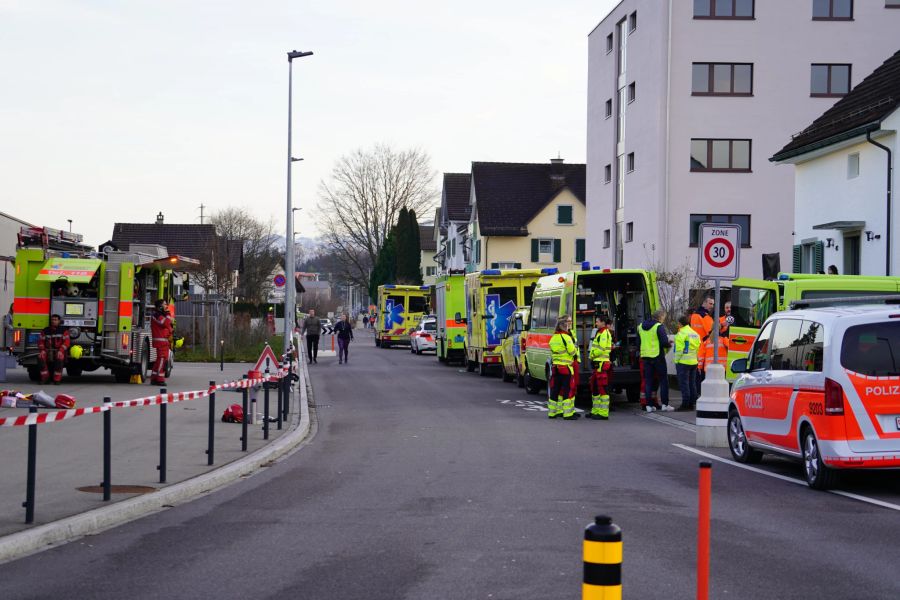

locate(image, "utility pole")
[[198, 204, 206, 224]]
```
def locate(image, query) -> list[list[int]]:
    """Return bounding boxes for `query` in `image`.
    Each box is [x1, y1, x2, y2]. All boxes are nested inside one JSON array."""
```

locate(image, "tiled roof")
[[419, 225, 436, 252], [112, 222, 243, 270], [472, 160, 586, 236], [772, 49, 900, 161], [442, 173, 472, 222]]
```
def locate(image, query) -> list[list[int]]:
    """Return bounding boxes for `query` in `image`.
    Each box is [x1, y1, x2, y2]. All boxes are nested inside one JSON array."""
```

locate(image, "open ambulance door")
[[727, 280, 778, 380]]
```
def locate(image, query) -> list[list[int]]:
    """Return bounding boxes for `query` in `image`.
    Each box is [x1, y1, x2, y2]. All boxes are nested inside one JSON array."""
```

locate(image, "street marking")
[[672, 443, 900, 513], [640, 410, 697, 433], [496, 399, 583, 414]]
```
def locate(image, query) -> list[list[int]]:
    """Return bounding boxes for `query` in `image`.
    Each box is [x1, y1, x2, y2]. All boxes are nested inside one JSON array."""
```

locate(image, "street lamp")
[[285, 49, 313, 355]]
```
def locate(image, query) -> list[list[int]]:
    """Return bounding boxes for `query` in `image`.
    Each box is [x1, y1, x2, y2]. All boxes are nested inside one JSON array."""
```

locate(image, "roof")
[[772, 49, 900, 162], [442, 173, 472, 222], [471, 160, 586, 236], [419, 225, 436, 252], [111, 222, 242, 270]]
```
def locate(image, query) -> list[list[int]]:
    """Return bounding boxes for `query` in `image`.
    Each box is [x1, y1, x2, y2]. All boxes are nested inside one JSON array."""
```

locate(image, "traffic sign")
[[273, 274, 286, 288], [697, 223, 741, 280], [254, 344, 280, 372]]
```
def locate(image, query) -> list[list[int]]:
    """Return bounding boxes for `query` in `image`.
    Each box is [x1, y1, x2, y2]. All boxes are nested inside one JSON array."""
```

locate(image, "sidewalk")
[[0, 359, 310, 561]]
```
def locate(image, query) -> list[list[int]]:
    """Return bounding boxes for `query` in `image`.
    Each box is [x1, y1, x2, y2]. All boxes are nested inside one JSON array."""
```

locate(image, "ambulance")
[[434, 274, 466, 364], [375, 284, 430, 348], [524, 267, 660, 400], [728, 303, 900, 489], [462, 269, 545, 376], [726, 273, 900, 378], [10, 226, 196, 382]]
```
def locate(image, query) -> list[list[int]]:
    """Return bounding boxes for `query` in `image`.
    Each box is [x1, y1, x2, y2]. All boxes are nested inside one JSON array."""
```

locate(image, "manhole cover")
[[77, 485, 157, 495]]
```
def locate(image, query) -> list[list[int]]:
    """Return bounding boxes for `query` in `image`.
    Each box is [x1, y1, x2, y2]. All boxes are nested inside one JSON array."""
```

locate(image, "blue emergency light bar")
[[593, 266, 602, 270], [384, 284, 396, 288], [581, 262, 591, 271], [541, 268, 559, 275], [481, 269, 502, 275], [420, 286, 430, 290], [778, 274, 791, 280]]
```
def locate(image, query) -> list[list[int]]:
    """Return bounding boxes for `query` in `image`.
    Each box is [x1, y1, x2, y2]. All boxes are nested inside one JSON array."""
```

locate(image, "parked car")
[[410, 316, 437, 354], [728, 303, 900, 489], [499, 306, 531, 387]]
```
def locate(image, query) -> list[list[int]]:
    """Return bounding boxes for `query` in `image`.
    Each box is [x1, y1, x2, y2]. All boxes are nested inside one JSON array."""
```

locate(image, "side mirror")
[[515, 315, 524, 331], [499, 331, 508, 340], [730, 358, 748, 374], [454, 312, 466, 324]]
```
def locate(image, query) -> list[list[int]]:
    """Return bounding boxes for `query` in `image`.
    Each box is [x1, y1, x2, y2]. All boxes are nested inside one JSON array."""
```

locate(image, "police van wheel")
[[728, 410, 762, 464], [478, 361, 490, 377], [802, 428, 838, 490], [66, 364, 83, 378]]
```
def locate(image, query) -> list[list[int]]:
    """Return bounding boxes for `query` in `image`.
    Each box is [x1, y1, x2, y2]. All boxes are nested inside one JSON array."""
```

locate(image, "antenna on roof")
[[198, 203, 206, 224]]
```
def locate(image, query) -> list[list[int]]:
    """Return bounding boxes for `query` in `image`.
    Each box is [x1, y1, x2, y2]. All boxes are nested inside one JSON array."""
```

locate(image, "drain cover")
[[77, 485, 157, 495]]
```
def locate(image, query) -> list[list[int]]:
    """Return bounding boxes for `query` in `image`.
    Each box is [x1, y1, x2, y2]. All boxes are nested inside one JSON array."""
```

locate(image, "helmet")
[[174, 337, 184, 349], [70, 345, 83, 359]]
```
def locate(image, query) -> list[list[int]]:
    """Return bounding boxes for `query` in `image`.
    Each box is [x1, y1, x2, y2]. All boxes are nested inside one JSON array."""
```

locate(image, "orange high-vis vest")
[[699, 336, 727, 371]]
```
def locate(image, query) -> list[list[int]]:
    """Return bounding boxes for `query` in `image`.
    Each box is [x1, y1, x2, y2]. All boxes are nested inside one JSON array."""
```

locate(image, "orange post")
[[698, 462, 712, 600], [331, 334, 335, 352]]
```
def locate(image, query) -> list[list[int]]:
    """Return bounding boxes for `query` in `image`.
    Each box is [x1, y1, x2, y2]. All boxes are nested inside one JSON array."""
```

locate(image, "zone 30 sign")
[[697, 223, 741, 280]]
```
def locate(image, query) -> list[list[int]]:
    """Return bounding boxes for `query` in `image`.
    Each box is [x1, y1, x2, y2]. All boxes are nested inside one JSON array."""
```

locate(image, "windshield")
[[841, 322, 900, 376], [423, 320, 436, 331], [731, 286, 776, 328]]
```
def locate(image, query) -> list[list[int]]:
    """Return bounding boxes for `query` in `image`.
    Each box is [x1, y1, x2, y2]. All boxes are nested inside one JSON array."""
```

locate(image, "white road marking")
[[641, 411, 697, 433], [672, 443, 900, 512], [495, 399, 583, 413]]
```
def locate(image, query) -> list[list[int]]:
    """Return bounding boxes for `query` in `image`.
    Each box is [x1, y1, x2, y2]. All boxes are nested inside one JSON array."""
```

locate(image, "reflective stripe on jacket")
[[674, 325, 701, 365], [589, 328, 612, 363], [690, 311, 713, 341], [549, 331, 579, 366]]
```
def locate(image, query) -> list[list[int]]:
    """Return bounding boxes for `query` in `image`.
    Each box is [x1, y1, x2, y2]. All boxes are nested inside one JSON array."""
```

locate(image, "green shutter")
[[531, 239, 539, 262], [575, 239, 586, 263], [553, 239, 562, 263], [475, 240, 481, 264], [814, 241, 825, 274], [514, 262, 522, 269], [558, 205, 573, 224], [792, 245, 801, 273]]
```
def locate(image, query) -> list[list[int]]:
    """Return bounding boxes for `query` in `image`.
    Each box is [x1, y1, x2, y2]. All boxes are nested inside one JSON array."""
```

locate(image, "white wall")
[[0, 213, 34, 340]]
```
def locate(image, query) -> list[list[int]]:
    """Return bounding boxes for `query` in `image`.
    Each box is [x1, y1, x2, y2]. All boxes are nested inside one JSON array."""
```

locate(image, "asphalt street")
[[1, 331, 899, 599]]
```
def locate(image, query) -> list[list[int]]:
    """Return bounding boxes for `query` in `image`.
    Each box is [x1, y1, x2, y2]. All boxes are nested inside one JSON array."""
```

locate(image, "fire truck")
[[10, 226, 197, 382]]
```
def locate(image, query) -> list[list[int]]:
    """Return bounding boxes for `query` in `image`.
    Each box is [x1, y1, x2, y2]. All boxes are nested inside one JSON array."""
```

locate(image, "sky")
[[0, 0, 618, 247]]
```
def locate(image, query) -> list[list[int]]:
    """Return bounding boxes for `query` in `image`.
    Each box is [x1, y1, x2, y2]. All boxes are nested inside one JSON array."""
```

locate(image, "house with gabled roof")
[[772, 49, 900, 276], [436, 172, 472, 274], [418, 223, 438, 285]]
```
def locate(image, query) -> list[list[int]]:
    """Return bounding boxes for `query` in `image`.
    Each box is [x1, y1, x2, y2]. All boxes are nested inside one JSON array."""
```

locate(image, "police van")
[[375, 284, 431, 349], [728, 302, 900, 489]]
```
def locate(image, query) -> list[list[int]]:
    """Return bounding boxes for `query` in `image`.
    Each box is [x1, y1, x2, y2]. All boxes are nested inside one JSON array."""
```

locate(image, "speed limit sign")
[[698, 223, 741, 280]]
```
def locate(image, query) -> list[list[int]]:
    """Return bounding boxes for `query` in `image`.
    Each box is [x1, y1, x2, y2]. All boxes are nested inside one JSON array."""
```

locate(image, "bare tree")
[[317, 144, 438, 292]]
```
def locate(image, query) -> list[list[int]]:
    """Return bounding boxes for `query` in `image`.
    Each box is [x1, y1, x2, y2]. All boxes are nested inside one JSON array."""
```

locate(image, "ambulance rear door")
[[728, 281, 778, 379]]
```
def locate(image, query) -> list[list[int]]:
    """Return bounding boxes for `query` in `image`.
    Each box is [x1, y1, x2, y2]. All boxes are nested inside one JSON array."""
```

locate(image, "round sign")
[[273, 274, 286, 288], [703, 237, 735, 269]]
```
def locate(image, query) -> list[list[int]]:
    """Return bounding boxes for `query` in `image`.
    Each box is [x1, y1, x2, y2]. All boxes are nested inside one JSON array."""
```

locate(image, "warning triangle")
[[254, 344, 280, 372]]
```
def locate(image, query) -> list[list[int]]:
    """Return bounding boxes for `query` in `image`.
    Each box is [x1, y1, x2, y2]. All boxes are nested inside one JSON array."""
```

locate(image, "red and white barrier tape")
[[0, 405, 110, 428]]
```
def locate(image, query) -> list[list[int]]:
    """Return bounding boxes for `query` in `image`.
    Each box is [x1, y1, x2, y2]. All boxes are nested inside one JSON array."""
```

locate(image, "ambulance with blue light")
[[462, 269, 545, 376], [434, 274, 466, 364], [375, 284, 431, 349]]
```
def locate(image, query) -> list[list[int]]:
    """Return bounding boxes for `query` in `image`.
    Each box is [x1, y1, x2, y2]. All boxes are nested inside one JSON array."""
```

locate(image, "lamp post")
[[285, 49, 313, 354]]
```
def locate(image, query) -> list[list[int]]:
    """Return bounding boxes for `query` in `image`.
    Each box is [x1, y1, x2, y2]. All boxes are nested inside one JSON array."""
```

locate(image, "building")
[[419, 223, 438, 285], [772, 49, 900, 276], [0, 212, 35, 345], [435, 173, 472, 274], [586, 0, 900, 277]]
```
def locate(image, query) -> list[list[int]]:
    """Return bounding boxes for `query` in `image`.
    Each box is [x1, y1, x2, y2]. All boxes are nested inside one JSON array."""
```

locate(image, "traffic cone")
[[129, 373, 143, 384]]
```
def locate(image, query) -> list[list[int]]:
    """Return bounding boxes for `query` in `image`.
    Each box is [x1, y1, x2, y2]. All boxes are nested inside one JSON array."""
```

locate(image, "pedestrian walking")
[[362, 314, 369, 330], [587, 315, 613, 420], [637, 309, 672, 412], [334, 312, 354, 364], [673, 314, 701, 411], [548, 314, 580, 420], [302, 309, 322, 364]]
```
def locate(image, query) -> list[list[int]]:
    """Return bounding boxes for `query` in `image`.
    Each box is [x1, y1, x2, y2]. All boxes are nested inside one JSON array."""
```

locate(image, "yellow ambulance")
[[375, 284, 431, 349]]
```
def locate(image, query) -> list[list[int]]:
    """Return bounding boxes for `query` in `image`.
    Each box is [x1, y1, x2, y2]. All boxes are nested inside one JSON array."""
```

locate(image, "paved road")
[[1, 333, 899, 599]]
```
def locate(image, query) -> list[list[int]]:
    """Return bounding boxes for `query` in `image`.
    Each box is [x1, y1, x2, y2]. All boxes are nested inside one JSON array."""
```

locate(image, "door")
[[843, 233, 861, 275], [727, 282, 778, 379]]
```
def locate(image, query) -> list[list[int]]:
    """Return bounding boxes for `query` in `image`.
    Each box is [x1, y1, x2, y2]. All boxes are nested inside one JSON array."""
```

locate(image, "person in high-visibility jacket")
[[637, 309, 671, 412], [588, 316, 613, 420], [150, 299, 173, 385], [548, 314, 580, 420], [699, 333, 728, 373], [673, 314, 701, 411], [38, 313, 70, 384]]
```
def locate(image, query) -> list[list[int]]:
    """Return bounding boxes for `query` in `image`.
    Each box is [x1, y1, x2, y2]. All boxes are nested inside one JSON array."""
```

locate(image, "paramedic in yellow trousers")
[[588, 315, 613, 420], [673, 314, 701, 411], [548, 315, 580, 420]]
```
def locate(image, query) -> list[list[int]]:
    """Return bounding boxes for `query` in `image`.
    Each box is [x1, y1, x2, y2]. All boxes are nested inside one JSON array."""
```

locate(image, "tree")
[[395, 208, 422, 284], [317, 144, 438, 297], [210, 207, 281, 304], [369, 224, 397, 300]]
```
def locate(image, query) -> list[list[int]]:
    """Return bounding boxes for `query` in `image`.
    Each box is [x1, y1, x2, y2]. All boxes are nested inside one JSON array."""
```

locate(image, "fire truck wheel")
[[113, 368, 131, 383], [141, 340, 151, 377], [27, 367, 41, 382], [66, 364, 83, 378]]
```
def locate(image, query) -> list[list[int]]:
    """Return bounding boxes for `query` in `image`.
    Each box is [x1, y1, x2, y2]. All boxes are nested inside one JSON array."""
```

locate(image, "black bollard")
[[103, 398, 111, 501], [207, 381, 215, 465], [276, 373, 283, 431], [583, 515, 622, 599], [23, 406, 38, 524], [241, 375, 248, 451], [263, 368, 270, 440], [158, 387, 167, 483], [220, 339, 224, 371]]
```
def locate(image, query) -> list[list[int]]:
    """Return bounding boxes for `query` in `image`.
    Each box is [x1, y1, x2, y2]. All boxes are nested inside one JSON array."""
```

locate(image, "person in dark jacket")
[[334, 312, 354, 364], [637, 309, 672, 412], [302, 309, 322, 364]]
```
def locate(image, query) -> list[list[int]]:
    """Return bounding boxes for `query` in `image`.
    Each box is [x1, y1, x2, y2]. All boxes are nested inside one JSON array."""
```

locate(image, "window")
[[547, 295, 562, 325], [848, 153, 860, 179], [475, 239, 481, 264], [841, 322, 900, 376], [603, 229, 611, 249], [811, 64, 851, 96], [731, 286, 775, 328], [769, 318, 804, 371], [575, 238, 586, 263], [495, 262, 521, 269], [604, 164, 612, 183], [749, 321, 774, 370], [532, 297, 548, 329], [888, 0, 900, 7], [627, 152, 635, 172], [627, 82, 636, 103], [813, 0, 853, 19], [795, 320, 825, 372], [451, 238, 456, 257], [539, 239, 553, 254], [629, 11, 637, 32], [606, 33, 613, 53], [605, 98, 612, 118], [689, 214, 751, 247], [425, 266, 436, 277], [408, 296, 428, 313], [692, 63, 753, 95], [625, 222, 634, 243], [532, 238, 560, 264], [557, 205, 573, 225], [694, 0, 754, 18], [690, 139, 751, 172]]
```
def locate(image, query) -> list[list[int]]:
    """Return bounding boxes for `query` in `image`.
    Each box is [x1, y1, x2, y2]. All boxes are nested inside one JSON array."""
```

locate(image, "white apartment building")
[[586, 0, 900, 277]]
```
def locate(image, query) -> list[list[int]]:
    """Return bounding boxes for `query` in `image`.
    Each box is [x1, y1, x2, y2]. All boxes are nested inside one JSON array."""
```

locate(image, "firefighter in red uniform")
[[150, 299, 173, 385], [38, 313, 70, 384]]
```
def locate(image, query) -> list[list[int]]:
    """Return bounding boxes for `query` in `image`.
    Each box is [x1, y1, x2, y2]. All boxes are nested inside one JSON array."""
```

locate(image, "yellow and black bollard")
[[583, 515, 622, 600]]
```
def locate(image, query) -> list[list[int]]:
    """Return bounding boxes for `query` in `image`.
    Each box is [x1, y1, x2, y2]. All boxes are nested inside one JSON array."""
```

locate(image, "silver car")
[[410, 316, 437, 354]]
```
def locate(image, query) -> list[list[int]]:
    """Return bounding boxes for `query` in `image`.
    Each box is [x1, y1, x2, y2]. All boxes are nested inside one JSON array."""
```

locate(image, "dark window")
[[627, 152, 635, 172], [603, 229, 611, 248], [629, 11, 637, 32], [604, 164, 612, 183], [424, 321, 437, 331], [625, 222, 634, 242], [547, 295, 562, 324], [627, 82, 636, 102], [532, 297, 548, 329], [692, 63, 753, 95], [813, 0, 853, 19], [575, 239, 586, 263], [694, 0, 754, 18], [408, 296, 428, 313], [842, 322, 900, 376], [475, 239, 481, 264], [795, 320, 825, 372], [689, 214, 751, 248], [731, 286, 775, 328], [811, 64, 851, 96], [606, 33, 614, 53], [769, 318, 804, 371], [690, 138, 751, 172], [388, 295, 404, 308], [605, 98, 612, 118], [557, 205, 573, 225], [749, 321, 774, 370], [888, 0, 900, 8]]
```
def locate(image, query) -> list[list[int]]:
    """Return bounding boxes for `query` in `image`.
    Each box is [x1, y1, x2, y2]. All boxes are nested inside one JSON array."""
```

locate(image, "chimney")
[[550, 156, 565, 185], [155, 211, 164, 225]]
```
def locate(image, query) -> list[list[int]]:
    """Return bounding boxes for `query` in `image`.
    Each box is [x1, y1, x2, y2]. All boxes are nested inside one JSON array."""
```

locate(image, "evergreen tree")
[[369, 224, 397, 300], [407, 209, 423, 285]]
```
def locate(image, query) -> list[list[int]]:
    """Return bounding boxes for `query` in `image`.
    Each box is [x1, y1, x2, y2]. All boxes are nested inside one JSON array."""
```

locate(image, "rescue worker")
[[673, 314, 701, 411], [691, 296, 715, 394], [587, 315, 613, 420], [150, 299, 173, 385], [637, 309, 672, 412], [699, 330, 728, 374], [38, 313, 70, 384], [548, 314, 580, 420]]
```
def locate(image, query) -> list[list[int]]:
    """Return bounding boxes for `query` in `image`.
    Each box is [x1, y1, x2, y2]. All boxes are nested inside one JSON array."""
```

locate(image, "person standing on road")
[[691, 296, 714, 393], [38, 313, 69, 384], [334, 312, 354, 364], [548, 315, 580, 420], [362, 314, 369, 330], [150, 299, 173, 385], [587, 315, 613, 420], [637, 309, 671, 412], [673, 314, 701, 411], [302, 309, 322, 364]]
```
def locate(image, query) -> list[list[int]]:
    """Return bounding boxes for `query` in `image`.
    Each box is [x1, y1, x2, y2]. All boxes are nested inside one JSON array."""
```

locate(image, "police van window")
[[408, 296, 427, 313], [532, 298, 547, 329], [731, 286, 775, 328], [769, 319, 803, 370], [749, 321, 774, 370], [841, 322, 900, 376], [547, 295, 561, 324], [795, 320, 824, 372]]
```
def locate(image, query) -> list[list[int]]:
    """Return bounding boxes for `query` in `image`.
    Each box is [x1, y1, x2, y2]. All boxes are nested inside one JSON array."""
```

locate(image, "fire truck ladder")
[[101, 262, 121, 354]]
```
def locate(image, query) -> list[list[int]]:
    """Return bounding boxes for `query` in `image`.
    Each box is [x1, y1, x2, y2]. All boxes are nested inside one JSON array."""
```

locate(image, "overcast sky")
[[0, 0, 617, 246]]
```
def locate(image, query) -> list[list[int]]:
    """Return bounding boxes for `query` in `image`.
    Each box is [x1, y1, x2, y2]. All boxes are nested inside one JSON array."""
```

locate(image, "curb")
[[0, 360, 311, 564]]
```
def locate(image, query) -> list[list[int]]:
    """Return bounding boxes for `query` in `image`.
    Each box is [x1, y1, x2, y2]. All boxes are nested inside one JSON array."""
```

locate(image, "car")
[[410, 316, 437, 354], [320, 317, 334, 330], [727, 303, 900, 489], [499, 307, 531, 386]]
